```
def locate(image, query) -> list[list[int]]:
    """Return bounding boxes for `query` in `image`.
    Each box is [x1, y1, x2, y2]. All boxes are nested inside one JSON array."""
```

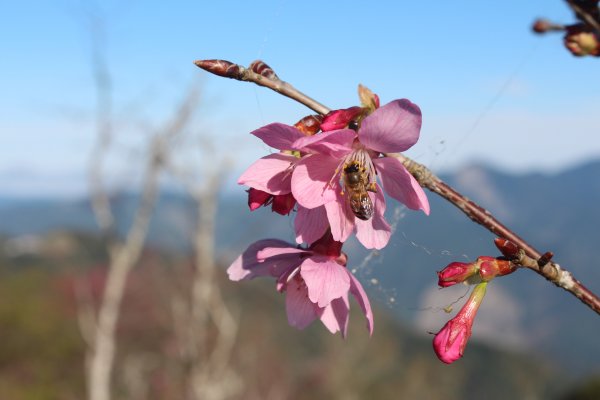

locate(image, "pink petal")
[[292, 129, 356, 158], [227, 239, 296, 281], [324, 190, 354, 243], [373, 157, 430, 215], [257, 246, 308, 261], [251, 122, 306, 150], [319, 296, 350, 337], [238, 153, 296, 195], [354, 187, 391, 249], [348, 273, 374, 336], [291, 154, 339, 209], [300, 257, 351, 307], [286, 278, 318, 330], [359, 99, 422, 153], [295, 205, 329, 244]]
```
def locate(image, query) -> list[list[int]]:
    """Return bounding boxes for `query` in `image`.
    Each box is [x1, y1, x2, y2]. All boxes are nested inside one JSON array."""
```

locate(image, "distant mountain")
[[1, 160, 600, 376]]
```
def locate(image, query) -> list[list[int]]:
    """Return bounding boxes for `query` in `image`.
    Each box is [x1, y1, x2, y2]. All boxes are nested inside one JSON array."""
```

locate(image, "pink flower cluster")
[[228, 91, 430, 336]]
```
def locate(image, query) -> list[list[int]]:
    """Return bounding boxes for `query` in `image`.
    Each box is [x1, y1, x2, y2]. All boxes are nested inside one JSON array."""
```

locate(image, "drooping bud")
[[321, 106, 364, 132], [249, 60, 280, 80], [247, 188, 296, 215], [194, 59, 244, 79], [247, 188, 272, 211], [358, 84, 380, 112], [294, 115, 323, 136], [437, 262, 479, 287], [271, 193, 296, 215], [564, 24, 600, 57], [433, 282, 487, 364]]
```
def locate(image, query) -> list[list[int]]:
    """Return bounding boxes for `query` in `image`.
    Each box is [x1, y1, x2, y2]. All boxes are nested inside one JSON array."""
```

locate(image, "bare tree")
[[82, 19, 200, 398], [167, 143, 241, 400]]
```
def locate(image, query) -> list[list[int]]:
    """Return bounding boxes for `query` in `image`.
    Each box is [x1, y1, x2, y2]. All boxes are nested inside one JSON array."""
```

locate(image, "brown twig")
[[194, 58, 600, 316], [566, 0, 600, 36]]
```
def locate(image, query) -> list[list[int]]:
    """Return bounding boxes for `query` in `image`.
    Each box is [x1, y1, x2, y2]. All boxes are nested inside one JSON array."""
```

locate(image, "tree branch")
[[194, 58, 600, 316]]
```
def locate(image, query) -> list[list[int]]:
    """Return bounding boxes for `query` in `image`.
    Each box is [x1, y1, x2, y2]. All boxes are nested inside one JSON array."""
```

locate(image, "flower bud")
[[494, 238, 520, 259], [438, 256, 516, 287], [437, 262, 479, 287], [320, 106, 365, 132], [247, 188, 296, 215], [271, 193, 296, 215], [249, 60, 280, 80], [532, 19, 564, 34], [194, 59, 243, 79], [294, 115, 323, 136], [247, 188, 272, 211], [433, 282, 487, 364], [479, 257, 515, 281]]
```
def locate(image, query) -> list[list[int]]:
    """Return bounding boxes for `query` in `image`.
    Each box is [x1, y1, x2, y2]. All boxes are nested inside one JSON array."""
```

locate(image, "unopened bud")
[[433, 282, 487, 364], [494, 238, 520, 259], [271, 193, 296, 215], [532, 19, 564, 34], [294, 115, 323, 136], [247, 189, 296, 215], [478, 257, 515, 281], [321, 106, 365, 132], [249, 60, 280, 80], [437, 262, 479, 287], [194, 59, 243, 79], [248, 188, 272, 211]]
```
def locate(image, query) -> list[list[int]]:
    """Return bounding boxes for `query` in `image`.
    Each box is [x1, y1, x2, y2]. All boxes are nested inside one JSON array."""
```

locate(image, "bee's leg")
[[367, 182, 377, 192]]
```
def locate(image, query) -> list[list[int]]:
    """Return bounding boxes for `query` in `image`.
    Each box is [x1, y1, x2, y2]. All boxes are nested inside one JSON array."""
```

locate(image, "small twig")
[[194, 60, 330, 115], [567, 0, 600, 36], [194, 58, 600, 316]]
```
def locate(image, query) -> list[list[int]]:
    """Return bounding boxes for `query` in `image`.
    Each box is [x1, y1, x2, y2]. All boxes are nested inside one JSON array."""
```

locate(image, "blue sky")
[[2, 0, 600, 196]]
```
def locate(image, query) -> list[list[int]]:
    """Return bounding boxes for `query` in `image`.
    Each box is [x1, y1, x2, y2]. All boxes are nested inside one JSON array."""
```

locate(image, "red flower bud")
[[247, 189, 296, 215], [271, 193, 296, 215], [494, 238, 520, 259], [478, 257, 515, 281], [321, 106, 365, 132], [294, 115, 323, 136], [438, 255, 516, 287], [194, 59, 243, 79], [433, 282, 487, 364], [437, 262, 479, 287], [247, 188, 272, 211]]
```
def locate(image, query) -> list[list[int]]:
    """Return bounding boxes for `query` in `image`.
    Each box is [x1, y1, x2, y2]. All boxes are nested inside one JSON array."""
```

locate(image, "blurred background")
[[1, 1, 600, 399]]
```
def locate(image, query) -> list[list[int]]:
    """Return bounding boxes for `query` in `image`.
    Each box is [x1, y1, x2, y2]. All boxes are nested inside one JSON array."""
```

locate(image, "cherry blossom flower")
[[433, 282, 487, 364], [237, 123, 306, 210], [290, 99, 430, 249], [227, 232, 373, 337]]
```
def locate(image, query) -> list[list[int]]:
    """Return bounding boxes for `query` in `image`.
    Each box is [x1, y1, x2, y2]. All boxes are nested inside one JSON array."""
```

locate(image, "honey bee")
[[343, 161, 377, 220]]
